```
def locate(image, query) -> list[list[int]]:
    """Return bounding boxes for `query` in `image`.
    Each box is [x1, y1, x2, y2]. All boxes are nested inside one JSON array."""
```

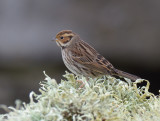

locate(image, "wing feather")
[[69, 40, 117, 75]]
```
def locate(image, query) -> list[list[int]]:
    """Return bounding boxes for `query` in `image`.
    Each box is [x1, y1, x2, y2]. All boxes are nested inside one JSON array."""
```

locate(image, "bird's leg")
[[76, 79, 88, 88], [76, 80, 85, 88]]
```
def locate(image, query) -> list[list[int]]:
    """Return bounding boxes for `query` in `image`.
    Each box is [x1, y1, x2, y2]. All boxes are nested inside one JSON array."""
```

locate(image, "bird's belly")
[[62, 51, 82, 76]]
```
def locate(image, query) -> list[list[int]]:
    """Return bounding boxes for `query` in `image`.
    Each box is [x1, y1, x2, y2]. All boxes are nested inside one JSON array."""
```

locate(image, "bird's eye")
[[60, 36, 64, 39]]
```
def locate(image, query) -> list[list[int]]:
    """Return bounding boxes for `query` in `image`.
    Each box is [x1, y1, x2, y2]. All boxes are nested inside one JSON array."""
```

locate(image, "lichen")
[[0, 71, 160, 121]]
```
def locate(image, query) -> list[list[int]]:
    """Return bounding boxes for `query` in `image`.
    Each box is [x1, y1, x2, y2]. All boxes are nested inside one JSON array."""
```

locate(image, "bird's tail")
[[115, 69, 140, 81]]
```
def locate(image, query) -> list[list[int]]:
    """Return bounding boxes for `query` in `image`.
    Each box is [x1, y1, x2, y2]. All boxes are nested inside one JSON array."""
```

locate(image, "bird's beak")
[[51, 37, 58, 41]]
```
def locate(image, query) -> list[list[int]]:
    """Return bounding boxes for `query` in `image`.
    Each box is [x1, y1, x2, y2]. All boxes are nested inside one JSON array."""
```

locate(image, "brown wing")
[[69, 40, 117, 75]]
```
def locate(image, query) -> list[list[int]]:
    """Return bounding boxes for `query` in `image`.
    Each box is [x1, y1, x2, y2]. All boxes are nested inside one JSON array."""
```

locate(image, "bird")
[[53, 30, 140, 81]]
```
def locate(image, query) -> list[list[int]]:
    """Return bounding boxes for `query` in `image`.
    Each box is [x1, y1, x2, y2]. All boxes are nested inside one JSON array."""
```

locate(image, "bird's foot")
[[76, 80, 86, 88]]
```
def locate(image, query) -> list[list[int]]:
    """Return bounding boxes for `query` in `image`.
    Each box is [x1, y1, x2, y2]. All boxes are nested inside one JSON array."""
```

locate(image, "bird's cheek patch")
[[62, 39, 69, 44]]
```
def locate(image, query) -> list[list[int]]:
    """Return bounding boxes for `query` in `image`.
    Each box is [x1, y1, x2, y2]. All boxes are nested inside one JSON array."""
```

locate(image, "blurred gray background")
[[0, 0, 160, 113]]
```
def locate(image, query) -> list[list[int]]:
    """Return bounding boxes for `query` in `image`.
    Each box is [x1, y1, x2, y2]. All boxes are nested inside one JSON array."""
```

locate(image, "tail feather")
[[115, 69, 140, 81]]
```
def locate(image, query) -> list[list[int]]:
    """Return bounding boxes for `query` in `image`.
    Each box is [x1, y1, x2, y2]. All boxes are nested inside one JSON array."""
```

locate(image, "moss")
[[0, 71, 160, 121]]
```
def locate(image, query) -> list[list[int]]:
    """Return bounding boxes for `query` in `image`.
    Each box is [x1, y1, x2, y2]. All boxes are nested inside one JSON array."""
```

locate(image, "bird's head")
[[54, 30, 76, 48]]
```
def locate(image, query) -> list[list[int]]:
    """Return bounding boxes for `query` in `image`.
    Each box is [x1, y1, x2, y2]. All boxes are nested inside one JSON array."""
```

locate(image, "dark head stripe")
[[57, 30, 73, 36]]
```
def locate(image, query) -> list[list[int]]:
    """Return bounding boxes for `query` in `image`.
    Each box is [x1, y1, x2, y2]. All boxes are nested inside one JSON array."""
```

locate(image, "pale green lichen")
[[0, 71, 160, 121]]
